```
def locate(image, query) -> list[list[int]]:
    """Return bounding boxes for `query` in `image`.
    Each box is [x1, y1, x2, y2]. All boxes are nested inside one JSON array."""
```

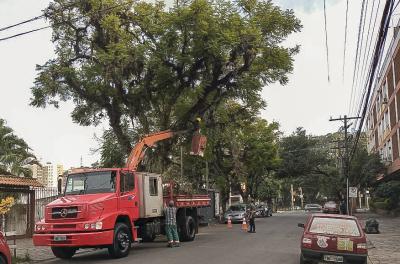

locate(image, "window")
[[309, 217, 361, 237], [120, 172, 135, 193], [65, 171, 116, 195], [149, 177, 158, 196]]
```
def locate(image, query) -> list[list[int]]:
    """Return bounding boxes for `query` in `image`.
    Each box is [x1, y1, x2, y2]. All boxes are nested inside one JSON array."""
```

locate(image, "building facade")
[[366, 26, 400, 179]]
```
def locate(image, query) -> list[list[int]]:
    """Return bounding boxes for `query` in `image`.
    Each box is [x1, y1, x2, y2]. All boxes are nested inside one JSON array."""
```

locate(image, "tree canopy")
[[0, 119, 36, 177], [31, 0, 301, 156]]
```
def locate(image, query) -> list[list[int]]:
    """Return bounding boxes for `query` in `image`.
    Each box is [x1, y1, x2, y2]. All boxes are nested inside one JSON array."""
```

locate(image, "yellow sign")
[[337, 238, 353, 251]]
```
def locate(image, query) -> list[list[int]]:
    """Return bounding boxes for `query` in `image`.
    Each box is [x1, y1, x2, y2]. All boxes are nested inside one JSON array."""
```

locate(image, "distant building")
[[40, 163, 65, 188], [366, 22, 400, 180], [29, 164, 44, 184]]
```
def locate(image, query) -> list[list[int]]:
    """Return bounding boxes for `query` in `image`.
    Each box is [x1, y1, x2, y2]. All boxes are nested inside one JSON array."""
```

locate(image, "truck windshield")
[[65, 171, 116, 195]]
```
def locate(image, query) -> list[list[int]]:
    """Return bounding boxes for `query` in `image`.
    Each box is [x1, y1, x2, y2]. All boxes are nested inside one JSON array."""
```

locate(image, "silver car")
[[304, 203, 323, 213], [224, 204, 247, 223]]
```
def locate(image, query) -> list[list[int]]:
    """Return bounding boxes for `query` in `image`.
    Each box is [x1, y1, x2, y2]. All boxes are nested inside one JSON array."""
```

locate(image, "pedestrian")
[[164, 200, 180, 247], [247, 206, 256, 233], [340, 200, 347, 215]]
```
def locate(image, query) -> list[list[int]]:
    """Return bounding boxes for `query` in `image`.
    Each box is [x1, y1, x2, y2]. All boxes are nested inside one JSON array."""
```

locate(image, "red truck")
[[33, 130, 209, 259]]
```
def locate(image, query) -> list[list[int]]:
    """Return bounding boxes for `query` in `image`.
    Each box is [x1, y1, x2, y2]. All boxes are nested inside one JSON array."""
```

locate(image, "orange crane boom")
[[125, 130, 184, 171]]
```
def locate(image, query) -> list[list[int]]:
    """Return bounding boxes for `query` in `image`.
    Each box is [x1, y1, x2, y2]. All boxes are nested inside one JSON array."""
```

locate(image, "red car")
[[323, 201, 340, 214], [298, 214, 367, 264], [0, 232, 11, 264]]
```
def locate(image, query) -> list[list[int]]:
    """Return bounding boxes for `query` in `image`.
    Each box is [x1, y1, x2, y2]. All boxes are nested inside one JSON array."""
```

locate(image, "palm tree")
[[0, 118, 37, 177]]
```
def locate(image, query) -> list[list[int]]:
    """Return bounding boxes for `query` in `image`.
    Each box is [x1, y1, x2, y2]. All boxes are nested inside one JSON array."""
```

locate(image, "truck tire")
[[179, 215, 196, 242], [51, 247, 76, 259], [108, 222, 131, 258]]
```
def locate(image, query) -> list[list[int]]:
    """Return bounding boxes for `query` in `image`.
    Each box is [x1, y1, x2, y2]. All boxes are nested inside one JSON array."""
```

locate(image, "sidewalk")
[[12, 239, 93, 263], [356, 213, 400, 264]]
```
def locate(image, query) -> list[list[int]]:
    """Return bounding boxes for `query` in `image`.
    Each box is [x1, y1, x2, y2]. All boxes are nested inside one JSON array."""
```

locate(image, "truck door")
[[119, 171, 138, 218]]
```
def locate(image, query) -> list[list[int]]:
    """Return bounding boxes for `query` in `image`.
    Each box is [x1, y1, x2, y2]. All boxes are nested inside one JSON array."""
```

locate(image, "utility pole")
[[290, 184, 294, 210], [205, 160, 209, 190], [329, 115, 360, 215]]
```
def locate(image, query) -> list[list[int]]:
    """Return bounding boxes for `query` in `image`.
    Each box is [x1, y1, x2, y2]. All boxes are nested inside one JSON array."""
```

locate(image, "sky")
[[0, 0, 395, 168]]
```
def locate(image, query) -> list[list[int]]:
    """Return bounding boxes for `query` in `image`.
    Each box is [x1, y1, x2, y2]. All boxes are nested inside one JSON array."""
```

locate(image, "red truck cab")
[[33, 168, 210, 259]]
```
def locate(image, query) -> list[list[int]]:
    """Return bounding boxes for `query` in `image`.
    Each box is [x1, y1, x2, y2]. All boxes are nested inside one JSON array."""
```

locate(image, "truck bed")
[[164, 194, 210, 208]]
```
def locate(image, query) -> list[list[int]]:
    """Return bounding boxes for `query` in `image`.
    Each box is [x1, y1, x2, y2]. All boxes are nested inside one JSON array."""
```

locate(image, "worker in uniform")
[[247, 206, 256, 233], [164, 200, 180, 247]]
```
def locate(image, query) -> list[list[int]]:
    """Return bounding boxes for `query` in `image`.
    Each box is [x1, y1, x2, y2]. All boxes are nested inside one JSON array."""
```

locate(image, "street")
[[42, 212, 306, 264]]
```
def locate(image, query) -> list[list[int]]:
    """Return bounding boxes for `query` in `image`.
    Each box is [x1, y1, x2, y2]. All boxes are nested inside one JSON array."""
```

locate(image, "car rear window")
[[309, 217, 360, 237]]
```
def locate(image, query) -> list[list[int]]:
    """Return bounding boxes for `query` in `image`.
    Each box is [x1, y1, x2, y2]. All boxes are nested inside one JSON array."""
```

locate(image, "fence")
[[33, 187, 59, 222], [1, 187, 58, 237]]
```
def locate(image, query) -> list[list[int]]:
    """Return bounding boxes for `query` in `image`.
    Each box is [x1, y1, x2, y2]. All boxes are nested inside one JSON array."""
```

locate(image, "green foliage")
[[0, 119, 36, 177], [31, 0, 301, 158], [373, 181, 400, 210]]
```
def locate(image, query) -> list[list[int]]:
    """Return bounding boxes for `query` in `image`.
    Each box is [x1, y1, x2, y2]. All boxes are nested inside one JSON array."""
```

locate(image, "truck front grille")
[[51, 207, 79, 219]]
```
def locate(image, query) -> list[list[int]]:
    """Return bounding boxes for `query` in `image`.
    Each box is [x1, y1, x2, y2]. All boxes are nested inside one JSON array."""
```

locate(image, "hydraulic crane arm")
[[125, 130, 184, 171]]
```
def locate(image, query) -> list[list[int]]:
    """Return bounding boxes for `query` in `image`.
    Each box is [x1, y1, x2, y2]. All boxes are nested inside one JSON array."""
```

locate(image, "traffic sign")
[[349, 187, 358, 198]]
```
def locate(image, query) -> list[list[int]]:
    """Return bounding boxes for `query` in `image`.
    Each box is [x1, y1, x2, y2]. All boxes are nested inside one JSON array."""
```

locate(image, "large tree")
[[0, 119, 36, 177], [31, 0, 301, 158]]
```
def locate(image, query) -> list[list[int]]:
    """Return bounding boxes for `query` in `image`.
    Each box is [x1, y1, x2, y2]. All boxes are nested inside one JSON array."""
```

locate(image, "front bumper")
[[33, 230, 114, 247], [301, 248, 367, 264], [224, 216, 245, 223]]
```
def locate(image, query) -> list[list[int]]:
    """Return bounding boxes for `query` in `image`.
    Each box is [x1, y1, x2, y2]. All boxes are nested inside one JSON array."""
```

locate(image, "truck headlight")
[[84, 224, 90, 229], [95, 221, 103, 230]]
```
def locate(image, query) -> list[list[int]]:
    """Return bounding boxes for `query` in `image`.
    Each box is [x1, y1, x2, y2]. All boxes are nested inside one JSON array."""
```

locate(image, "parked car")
[[255, 204, 273, 217], [305, 204, 323, 213], [224, 204, 248, 223], [323, 201, 340, 214], [0, 232, 11, 264], [298, 214, 367, 264]]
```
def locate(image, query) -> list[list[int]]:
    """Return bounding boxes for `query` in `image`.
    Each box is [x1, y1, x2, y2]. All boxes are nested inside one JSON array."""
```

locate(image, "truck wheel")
[[51, 247, 76, 259], [179, 215, 196, 242], [108, 223, 131, 258]]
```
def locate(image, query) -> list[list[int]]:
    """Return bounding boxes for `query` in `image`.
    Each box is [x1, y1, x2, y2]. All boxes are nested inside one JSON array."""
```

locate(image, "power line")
[[354, 0, 370, 90], [323, 0, 330, 82], [0, 26, 51, 42], [342, 0, 350, 83], [352, 0, 382, 117], [0, 1, 133, 43], [350, 0, 395, 162], [0, 15, 45, 33], [349, 0, 367, 114]]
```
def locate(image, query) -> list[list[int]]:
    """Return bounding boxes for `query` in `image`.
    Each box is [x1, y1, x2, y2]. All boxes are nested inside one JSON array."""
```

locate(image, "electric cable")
[[342, 0, 349, 83], [323, 0, 330, 82]]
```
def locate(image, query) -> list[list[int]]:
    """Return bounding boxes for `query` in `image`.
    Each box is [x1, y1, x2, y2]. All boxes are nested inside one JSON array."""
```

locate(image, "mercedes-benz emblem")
[[60, 208, 68, 218]]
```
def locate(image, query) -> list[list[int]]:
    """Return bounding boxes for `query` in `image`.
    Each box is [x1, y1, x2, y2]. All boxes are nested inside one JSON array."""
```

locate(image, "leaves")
[[0, 197, 15, 215], [0, 119, 36, 177], [31, 0, 301, 156]]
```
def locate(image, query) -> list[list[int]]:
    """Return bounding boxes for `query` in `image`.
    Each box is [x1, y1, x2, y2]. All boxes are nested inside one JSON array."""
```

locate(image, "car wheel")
[[51, 247, 77, 259], [108, 222, 131, 258]]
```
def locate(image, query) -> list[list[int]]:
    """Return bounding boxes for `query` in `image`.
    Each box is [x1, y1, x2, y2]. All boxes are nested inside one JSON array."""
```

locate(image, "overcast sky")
[[0, 0, 394, 168]]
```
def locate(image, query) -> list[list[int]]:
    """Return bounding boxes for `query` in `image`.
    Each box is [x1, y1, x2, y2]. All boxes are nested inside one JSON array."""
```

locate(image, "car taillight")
[[302, 237, 312, 248], [357, 243, 367, 253]]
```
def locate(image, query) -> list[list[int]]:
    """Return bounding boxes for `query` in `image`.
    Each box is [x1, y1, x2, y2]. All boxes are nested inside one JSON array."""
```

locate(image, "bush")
[[373, 181, 400, 210]]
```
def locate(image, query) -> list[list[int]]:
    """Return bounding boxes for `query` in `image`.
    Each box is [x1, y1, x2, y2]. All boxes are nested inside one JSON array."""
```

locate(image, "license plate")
[[53, 235, 67, 241], [323, 255, 343, 262]]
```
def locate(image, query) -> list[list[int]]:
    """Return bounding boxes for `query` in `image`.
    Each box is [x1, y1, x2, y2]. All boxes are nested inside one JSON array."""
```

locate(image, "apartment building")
[[366, 26, 400, 179]]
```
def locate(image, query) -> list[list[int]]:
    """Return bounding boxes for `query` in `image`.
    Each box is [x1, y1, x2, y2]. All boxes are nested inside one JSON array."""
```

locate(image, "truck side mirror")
[[298, 223, 305, 228]]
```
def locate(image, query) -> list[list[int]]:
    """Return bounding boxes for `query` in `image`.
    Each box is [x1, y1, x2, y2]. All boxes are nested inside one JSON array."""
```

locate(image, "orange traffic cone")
[[241, 218, 248, 231], [227, 217, 232, 228]]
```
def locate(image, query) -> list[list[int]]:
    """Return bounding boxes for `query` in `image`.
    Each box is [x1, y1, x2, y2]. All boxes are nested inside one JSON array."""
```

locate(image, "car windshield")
[[309, 217, 361, 237], [228, 205, 245, 211], [65, 171, 117, 195], [306, 204, 320, 208]]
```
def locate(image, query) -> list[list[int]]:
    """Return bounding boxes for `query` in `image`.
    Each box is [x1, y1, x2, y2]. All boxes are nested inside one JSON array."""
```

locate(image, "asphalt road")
[[43, 212, 308, 264]]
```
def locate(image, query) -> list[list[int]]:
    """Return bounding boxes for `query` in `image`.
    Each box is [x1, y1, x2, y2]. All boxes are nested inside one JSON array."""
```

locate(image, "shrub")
[[373, 181, 400, 210]]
